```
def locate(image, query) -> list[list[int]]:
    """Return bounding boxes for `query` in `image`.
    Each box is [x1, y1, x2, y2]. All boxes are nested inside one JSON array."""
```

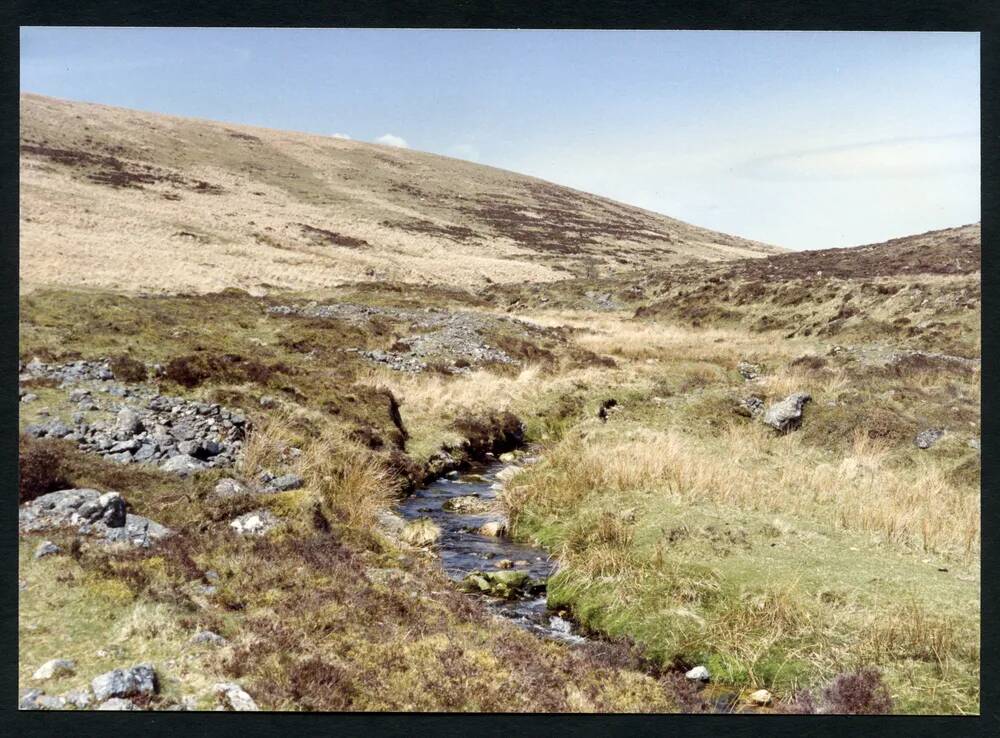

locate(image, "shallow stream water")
[[397, 456, 748, 713], [396, 458, 586, 644]]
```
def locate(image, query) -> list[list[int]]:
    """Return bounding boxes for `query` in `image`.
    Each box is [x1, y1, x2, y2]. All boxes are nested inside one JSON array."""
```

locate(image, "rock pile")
[[19, 489, 171, 548], [20, 357, 115, 384], [21, 373, 247, 473], [270, 301, 527, 373]]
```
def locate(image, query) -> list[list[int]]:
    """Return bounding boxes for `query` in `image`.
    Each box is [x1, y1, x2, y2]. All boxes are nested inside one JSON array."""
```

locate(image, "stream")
[[397, 456, 586, 644], [397, 454, 748, 713]]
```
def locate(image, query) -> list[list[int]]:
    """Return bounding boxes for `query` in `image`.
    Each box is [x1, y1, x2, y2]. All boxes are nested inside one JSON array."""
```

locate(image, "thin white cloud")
[[330, 132, 351, 140], [742, 134, 979, 181], [374, 133, 409, 148]]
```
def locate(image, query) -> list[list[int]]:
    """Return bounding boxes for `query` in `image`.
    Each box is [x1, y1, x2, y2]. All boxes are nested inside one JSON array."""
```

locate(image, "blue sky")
[[20, 28, 979, 250]]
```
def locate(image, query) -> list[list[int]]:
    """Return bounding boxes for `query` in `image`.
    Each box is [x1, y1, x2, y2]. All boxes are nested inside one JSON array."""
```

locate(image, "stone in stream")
[[400, 517, 441, 547], [478, 520, 508, 537], [494, 466, 521, 483], [442, 495, 493, 514], [461, 570, 542, 599]]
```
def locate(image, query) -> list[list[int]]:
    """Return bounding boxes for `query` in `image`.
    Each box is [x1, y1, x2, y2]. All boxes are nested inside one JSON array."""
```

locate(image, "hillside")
[[19, 93, 780, 294], [488, 223, 981, 358]]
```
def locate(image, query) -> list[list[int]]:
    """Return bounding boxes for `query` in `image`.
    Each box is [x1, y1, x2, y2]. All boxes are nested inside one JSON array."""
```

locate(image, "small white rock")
[[214, 682, 259, 711], [32, 658, 76, 681], [684, 665, 710, 682], [748, 688, 772, 706]]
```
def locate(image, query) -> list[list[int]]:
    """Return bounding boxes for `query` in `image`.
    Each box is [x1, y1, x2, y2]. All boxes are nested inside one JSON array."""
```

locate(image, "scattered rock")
[[213, 478, 249, 498], [21, 393, 38, 403], [20, 489, 171, 548], [159, 453, 208, 476], [495, 559, 513, 569], [62, 688, 93, 709], [34, 541, 61, 559], [735, 395, 765, 418], [762, 392, 811, 433], [99, 492, 127, 527], [498, 451, 517, 463], [98, 697, 139, 710], [214, 682, 259, 711], [116, 408, 144, 435], [915, 428, 945, 449], [91, 664, 158, 702], [102, 515, 172, 548], [230, 509, 280, 537], [190, 630, 228, 647], [494, 466, 521, 483], [32, 659, 76, 681], [19, 689, 45, 710], [685, 665, 710, 682], [376, 510, 407, 538], [400, 517, 441, 547], [268, 473, 304, 491], [259, 395, 278, 408], [737, 361, 762, 381], [748, 688, 772, 706]]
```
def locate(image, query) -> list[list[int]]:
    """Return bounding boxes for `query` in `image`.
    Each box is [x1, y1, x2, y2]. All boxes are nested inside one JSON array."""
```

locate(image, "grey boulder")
[[159, 454, 208, 476], [763, 392, 812, 433], [32, 658, 76, 681], [91, 664, 158, 702], [915, 428, 945, 449]]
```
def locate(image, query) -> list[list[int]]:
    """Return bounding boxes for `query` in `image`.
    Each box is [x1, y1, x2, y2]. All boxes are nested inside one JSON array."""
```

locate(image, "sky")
[[20, 28, 980, 251]]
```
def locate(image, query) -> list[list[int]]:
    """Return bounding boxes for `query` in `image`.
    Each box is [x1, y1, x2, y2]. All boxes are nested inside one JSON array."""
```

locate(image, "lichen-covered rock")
[[19, 489, 169, 549], [32, 658, 76, 681], [461, 570, 541, 599], [62, 688, 93, 709], [478, 520, 507, 537], [762, 392, 811, 432], [268, 473, 304, 491], [91, 664, 158, 702], [229, 509, 280, 537], [159, 453, 208, 476], [34, 541, 62, 559], [441, 495, 493, 514], [400, 517, 441, 547], [190, 630, 228, 647], [98, 697, 139, 710], [915, 428, 945, 449], [213, 477, 250, 498], [685, 665, 710, 682], [214, 682, 259, 711]]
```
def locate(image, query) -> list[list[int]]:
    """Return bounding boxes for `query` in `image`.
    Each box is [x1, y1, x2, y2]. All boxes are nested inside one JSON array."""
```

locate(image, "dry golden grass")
[[20, 92, 778, 295], [509, 422, 978, 558]]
